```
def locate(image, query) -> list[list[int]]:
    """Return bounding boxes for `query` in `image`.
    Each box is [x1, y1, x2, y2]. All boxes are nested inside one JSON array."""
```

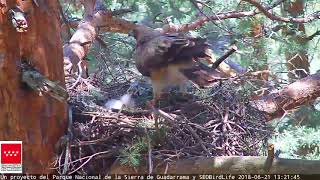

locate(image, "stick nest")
[[56, 79, 271, 174]]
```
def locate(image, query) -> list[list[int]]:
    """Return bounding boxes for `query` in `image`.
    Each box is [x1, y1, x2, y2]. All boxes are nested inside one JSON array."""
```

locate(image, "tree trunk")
[[0, 0, 66, 173]]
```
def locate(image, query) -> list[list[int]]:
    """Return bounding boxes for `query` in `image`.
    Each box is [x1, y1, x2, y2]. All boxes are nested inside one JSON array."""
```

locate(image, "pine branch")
[[243, 0, 320, 23]]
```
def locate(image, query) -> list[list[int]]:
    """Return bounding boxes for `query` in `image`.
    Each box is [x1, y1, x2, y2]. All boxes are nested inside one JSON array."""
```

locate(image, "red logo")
[[1, 143, 21, 164]]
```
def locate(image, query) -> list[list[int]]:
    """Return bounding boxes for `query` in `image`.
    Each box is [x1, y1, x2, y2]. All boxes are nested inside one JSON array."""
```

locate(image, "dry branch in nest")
[[153, 83, 270, 158], [56, 80, 271, 174]]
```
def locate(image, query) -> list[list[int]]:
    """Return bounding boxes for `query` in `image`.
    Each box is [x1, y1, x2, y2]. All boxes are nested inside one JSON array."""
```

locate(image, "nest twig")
[[56, 78, 271, 174]]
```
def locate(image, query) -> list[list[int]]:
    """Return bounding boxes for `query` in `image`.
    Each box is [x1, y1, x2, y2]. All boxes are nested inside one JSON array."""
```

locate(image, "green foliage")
[[59, 0, 83, 19], [270, 125, 320, 160], [118, 126, 167, 167], [269, 104, 320, 160], [119, 136, 148, 167], [86, 52, 98, 72], [118, 116, 169, 167]]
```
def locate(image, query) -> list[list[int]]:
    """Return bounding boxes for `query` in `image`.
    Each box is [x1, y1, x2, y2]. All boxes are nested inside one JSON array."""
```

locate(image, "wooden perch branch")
[[251, 72, 320, 120], [110, 156, 320, 174], [158, 11, 259, 33]]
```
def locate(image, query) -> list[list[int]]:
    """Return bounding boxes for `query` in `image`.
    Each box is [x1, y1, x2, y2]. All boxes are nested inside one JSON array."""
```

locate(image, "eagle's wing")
[[134, 33, 195, 75], [134, 32, 224, 88]]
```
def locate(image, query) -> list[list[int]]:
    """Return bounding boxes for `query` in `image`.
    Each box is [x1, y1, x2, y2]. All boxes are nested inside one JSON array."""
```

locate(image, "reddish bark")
[[0, 0, 66, 173], [63, 0, 136, 76], [251, 73, 320, 120]]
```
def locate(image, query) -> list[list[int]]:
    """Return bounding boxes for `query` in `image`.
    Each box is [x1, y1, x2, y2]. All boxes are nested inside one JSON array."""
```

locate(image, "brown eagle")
[[130, 26, 233, 105]]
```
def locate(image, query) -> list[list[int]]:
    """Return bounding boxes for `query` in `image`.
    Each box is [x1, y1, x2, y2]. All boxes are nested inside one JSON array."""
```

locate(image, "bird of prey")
[[130, 26, 234, 106]]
